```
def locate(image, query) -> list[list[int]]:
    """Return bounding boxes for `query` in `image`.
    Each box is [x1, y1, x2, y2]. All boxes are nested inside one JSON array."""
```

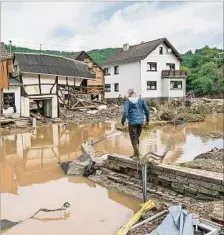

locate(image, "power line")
[[9, 40, 97, 51]]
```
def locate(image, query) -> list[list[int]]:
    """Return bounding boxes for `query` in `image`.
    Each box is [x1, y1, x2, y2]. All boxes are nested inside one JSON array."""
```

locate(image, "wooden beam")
[[56, 76, 59, 117], [23, 83, 55, 86], [38, 74, 41, 94]]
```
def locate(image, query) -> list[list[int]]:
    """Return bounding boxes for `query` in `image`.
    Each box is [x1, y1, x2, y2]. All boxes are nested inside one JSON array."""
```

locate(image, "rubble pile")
[[148, 98, 223, 123], [179, 148, 224, 173], [60, 104, 122, 125]]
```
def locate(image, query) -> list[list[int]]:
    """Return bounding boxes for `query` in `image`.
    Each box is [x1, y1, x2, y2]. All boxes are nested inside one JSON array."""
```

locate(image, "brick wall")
[[105, 155, 224, 200]]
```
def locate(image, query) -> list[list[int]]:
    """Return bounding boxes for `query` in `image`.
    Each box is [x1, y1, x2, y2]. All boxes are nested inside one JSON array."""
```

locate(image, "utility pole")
[[40, 44, 42, 54], [9, 40, 12, 56]]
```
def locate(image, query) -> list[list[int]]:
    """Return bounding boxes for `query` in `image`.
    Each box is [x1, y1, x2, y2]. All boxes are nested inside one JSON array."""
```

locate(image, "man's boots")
[[130, 144, 140, 160]]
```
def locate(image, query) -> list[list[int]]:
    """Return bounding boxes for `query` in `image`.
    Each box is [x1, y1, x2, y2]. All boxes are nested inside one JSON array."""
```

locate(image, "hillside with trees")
[[6, 44, 223, 97]]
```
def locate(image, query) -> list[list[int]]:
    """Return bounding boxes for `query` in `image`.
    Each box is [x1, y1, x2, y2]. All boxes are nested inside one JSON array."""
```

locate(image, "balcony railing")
[[161, 70, 187, 78]]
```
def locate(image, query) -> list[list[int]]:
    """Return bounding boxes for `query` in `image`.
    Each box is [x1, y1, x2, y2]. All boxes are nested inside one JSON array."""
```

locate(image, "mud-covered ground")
[[180, 148, 224, 173], [89, 168, 223, 234]]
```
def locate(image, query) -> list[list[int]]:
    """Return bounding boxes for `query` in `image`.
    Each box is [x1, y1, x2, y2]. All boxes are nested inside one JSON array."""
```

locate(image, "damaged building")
[[68, 51, 104, 100], [10, 52, 95, 118], [0, 42, 21, 117]]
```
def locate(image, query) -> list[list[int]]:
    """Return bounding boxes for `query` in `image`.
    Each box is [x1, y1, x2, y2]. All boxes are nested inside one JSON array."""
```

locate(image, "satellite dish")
[[167, 48, 172, 53]]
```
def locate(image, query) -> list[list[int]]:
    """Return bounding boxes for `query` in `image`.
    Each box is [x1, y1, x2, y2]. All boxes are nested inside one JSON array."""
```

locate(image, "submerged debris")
[[0, 202, 71, 231], [0, 219, 20, 231]]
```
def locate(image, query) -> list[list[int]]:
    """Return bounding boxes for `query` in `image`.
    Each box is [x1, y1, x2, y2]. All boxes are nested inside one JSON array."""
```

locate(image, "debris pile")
[[179, 148, 224, 173], [60, 100, 122, 125], [147, 98, 224, 124]]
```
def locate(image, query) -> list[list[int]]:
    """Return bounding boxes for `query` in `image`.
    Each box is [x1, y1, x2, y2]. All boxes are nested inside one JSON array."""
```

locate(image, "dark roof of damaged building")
[[68, 51, 83, 60], [67, 51, 104, 71], [14, 52, 94, 79], [1, 42, 10, 60], [101, 38, 182, 66]]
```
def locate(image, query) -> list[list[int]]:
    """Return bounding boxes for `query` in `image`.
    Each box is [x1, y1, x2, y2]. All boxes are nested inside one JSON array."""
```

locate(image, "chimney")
[[123, 43, 129, 51]]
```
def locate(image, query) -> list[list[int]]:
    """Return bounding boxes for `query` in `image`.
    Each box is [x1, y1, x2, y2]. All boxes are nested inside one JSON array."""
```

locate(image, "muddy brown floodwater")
[[0, 114, 223, 235]]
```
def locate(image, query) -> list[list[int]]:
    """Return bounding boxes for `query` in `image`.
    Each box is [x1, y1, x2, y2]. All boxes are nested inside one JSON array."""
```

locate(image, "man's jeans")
[[128, 124, 142, 146]]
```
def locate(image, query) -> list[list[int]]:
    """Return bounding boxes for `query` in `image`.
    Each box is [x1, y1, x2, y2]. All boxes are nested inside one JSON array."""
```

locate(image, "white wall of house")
[[22, 74, 83, 95], [3, 86, 21, 117], [103, 42, 186, 99], [21, 95, 58, 118], [140, 43, 181, 98], [104, 62, 141, 98]]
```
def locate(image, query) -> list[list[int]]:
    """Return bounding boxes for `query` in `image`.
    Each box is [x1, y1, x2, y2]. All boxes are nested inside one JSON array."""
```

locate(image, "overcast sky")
[[1, 2, 223, 53]]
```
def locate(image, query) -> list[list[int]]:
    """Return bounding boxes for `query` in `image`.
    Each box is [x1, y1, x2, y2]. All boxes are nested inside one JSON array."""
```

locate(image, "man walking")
[[121, 89, 150, 160]]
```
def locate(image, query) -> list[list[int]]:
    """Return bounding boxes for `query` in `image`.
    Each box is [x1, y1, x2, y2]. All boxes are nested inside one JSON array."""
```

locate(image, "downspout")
[[139, 60, 142, 98]]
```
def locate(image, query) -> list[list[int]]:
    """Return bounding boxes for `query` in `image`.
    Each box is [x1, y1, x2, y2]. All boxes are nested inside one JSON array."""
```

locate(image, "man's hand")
[[145, 121, 149, 126]]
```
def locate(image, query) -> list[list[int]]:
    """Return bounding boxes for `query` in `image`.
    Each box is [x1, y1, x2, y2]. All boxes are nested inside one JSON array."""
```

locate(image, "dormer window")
[[159, 47, 163, 55]]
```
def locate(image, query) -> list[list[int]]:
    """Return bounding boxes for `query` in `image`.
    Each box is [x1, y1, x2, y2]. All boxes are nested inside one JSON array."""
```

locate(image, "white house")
[[101, 38, 187, 99]]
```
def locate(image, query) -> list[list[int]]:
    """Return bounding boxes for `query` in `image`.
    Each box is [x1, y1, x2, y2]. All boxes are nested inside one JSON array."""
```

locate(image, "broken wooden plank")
[[130, 210, 168, 231], [70, 106, 97, 110], [116, 200, 155, 235]]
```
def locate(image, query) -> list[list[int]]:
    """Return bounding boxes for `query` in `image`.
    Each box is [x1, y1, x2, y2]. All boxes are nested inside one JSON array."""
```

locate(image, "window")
[[114, 66, 119, 75], [166, 63, 175, 70], [159, 47, 163, 55], [3, 93, 15, 108], [105, 84, 111, 92], [147, 81, 157, 90], [170, 81, 182, 90], [147, 62, 157, 71], [104, 68, 111, 75], [114, 83, 119, 92]]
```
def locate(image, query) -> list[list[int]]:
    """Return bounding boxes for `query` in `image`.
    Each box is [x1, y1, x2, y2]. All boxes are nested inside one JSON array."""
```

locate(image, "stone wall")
[[105, 155, 224, 200]]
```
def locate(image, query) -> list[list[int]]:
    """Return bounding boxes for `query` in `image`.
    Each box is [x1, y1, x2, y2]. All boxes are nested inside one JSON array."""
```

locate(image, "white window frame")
[[147, 81, 157, 90], [170, 81, 182, 90], [104, 68, 111, 76], [159, 47, 163, 55], [114, 66, 119, 75], [105, 84, 111, 92], [166, 63, 175, 71], [147, 62, 157, 72], [114, 83, 119, 92]]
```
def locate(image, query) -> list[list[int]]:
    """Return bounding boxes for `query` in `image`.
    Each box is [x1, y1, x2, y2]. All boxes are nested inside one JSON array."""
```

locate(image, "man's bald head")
[[127, 89, 136, 97]]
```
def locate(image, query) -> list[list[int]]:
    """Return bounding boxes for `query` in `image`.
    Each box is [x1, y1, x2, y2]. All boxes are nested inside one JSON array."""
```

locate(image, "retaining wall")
[[105, 155, 224, 200]]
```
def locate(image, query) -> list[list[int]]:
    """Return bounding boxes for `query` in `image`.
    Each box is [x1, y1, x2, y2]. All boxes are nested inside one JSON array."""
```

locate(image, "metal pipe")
[[142, 164, 147, 203]]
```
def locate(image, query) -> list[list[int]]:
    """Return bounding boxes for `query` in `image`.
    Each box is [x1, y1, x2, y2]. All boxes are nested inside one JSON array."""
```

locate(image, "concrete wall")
[[3, 86, 21, 117], [140, 43, 181, 98], [21, 95, 58, 118], [103, 62, 141, 98]]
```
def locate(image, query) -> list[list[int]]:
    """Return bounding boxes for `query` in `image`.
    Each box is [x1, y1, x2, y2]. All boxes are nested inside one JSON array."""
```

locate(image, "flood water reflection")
[[0, 114, 223, 235]]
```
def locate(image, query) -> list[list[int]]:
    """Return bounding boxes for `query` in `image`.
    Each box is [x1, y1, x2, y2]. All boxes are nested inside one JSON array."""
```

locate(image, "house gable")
[[102, 38, 182, 67]]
